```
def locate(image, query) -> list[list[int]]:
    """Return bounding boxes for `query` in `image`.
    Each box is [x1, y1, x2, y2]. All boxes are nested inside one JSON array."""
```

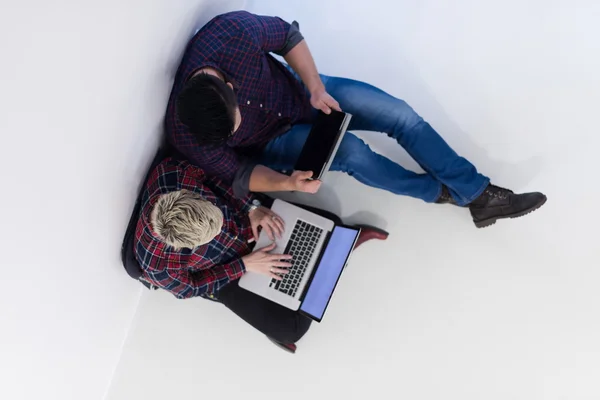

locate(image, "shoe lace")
[[485, 185, 513, 200]]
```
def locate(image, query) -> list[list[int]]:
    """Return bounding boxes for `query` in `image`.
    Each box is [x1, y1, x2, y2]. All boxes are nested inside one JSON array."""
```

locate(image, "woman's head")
[[150, 189, 224, 250], [176, 72, 242, 145]]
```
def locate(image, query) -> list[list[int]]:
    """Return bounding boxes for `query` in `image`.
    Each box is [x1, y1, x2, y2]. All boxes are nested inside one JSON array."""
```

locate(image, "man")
[[166, 11, 546, 228], [134, 157, 385, 353]]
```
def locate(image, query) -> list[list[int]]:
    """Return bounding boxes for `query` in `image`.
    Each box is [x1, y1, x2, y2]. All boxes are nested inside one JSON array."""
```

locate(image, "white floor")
[[105, 1, 600, 400]]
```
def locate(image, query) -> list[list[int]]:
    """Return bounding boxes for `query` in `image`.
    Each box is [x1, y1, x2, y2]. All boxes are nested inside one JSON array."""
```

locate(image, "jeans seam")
[[466, 177, 491, 203], [401, 120, 438, 174], [402, 121, 445, 203], [403, 120, 488, 205], [461, 177, 490, 206]]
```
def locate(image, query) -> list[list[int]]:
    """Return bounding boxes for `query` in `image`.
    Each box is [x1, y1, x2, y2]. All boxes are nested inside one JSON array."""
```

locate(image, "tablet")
[[293, 110, 352, 180]]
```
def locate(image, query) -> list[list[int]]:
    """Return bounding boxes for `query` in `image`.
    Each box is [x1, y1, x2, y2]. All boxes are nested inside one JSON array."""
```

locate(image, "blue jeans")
[[259, 73, 489, 205]]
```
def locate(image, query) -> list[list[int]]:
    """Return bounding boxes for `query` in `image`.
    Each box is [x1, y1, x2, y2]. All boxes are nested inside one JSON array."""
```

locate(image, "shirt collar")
[[187, 65, 240, 91]]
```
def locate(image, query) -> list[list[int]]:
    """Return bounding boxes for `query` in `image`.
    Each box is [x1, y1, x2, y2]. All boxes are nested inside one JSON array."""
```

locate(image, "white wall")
[[0, 1, 245, 399], [5, 0, 593, 399], [107, 1, 600, 399]]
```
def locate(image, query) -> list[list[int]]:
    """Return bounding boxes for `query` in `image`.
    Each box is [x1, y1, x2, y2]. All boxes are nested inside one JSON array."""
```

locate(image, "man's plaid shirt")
[[165, 11, 312, 184]]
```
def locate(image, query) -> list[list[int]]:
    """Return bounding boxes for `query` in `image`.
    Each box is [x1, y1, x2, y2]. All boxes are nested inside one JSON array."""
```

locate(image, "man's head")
[[150, 189, 224, 250], [176, 71, 242, 145]]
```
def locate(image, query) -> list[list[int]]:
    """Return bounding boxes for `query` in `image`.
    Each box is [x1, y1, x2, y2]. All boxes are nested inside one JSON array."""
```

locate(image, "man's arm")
[[224, 12, 339, 114], [248, 165, 321, 194], [284, 40, 341, 114], [230, 159, 321, 195], [284, 40, 323, 98]]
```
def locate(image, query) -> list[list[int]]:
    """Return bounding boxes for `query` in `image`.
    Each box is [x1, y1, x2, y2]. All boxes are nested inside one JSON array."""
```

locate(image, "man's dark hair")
[[176, 73, 238, 145]]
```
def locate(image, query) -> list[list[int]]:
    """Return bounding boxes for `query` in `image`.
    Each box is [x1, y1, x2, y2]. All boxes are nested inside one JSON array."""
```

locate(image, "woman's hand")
[[249, 206, 285, 242], [242, 243, 292, 281]]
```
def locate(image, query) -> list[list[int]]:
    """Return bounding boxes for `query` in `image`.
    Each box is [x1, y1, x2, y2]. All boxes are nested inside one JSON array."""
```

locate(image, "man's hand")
[[310, 87, 341, 115], [242, 243, 292, 281], [288, 170, 322, 193], [248, 166, 321, 194], [248, 206, 285, 242]]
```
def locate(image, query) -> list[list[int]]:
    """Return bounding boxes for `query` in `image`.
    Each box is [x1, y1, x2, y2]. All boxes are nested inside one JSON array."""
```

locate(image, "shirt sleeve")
[[232, 159, 257, 198], [204, 171, 254, 213], [275, 20, 304, 56], [179, 143, 240, 184], [153, 259, 246, 299], [191, 152, 254, 205]]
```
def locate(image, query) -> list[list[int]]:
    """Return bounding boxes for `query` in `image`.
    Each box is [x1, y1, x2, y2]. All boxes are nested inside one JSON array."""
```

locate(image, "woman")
[[134, 157, 385, 353]]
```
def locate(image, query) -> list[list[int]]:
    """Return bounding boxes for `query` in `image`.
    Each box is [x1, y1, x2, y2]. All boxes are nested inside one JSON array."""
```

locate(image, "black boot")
[[469, 184, 547, 228], [435, 185, 460, 206]]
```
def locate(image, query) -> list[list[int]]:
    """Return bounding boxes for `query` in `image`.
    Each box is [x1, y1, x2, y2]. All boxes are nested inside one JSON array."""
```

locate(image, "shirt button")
[[260, 104, 263, 108], [247, 100, 251, 105], [278, 113, 282, 117]]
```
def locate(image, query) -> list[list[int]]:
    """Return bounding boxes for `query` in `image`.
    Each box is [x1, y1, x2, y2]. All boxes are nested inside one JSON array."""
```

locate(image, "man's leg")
[[258, 124, 310, 174], [264, 68, 546, 226], [260, 124, 442, 203], [216, 280, 311, 345], [323, 75, 490, 206]]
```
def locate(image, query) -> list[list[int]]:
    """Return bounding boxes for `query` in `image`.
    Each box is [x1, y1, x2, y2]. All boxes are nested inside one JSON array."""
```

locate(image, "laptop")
[[294, 110, 352, 180], [239, 199, 360, 322]]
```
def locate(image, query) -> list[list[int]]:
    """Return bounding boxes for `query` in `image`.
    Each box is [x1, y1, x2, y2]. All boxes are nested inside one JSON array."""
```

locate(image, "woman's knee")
[[271, 316, 312, 344], [288, 316, 312, 343]]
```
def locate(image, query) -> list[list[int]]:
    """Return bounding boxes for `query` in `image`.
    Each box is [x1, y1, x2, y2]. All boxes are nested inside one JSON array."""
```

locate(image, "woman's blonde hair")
[[150, 189, 223, 250]]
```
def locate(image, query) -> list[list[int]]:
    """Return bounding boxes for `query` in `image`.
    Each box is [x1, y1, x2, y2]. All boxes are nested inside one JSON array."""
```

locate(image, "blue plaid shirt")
[[134, 158, 254, 299], [165, 11, 312, 183]]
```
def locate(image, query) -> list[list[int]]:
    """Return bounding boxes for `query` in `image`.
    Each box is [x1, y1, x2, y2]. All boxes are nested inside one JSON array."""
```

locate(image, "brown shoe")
[[354, 225, 389, 249], [267, 337, 297, 354]]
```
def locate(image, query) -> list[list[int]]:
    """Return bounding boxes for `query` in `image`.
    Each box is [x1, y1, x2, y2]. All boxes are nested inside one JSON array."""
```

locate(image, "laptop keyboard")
[[269, 220, 324, 297]]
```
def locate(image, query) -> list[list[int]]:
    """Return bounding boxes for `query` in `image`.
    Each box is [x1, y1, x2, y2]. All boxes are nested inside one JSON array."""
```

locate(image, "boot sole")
[[474, 196, 547, 228]]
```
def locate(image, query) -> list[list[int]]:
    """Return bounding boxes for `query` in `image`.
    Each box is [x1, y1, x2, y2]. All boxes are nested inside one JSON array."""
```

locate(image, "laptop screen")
[[300, 226, 359, 321]]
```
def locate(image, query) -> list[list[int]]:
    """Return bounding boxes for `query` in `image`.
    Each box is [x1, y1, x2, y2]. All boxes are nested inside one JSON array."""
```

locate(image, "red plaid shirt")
[[165, 11, 312, 183], [134, 158, 254, 299]]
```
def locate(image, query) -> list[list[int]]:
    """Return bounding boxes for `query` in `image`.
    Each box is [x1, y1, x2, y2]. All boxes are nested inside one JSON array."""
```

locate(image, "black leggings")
[[216, 280, 312, 344], [215, 200, 343, 344]]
